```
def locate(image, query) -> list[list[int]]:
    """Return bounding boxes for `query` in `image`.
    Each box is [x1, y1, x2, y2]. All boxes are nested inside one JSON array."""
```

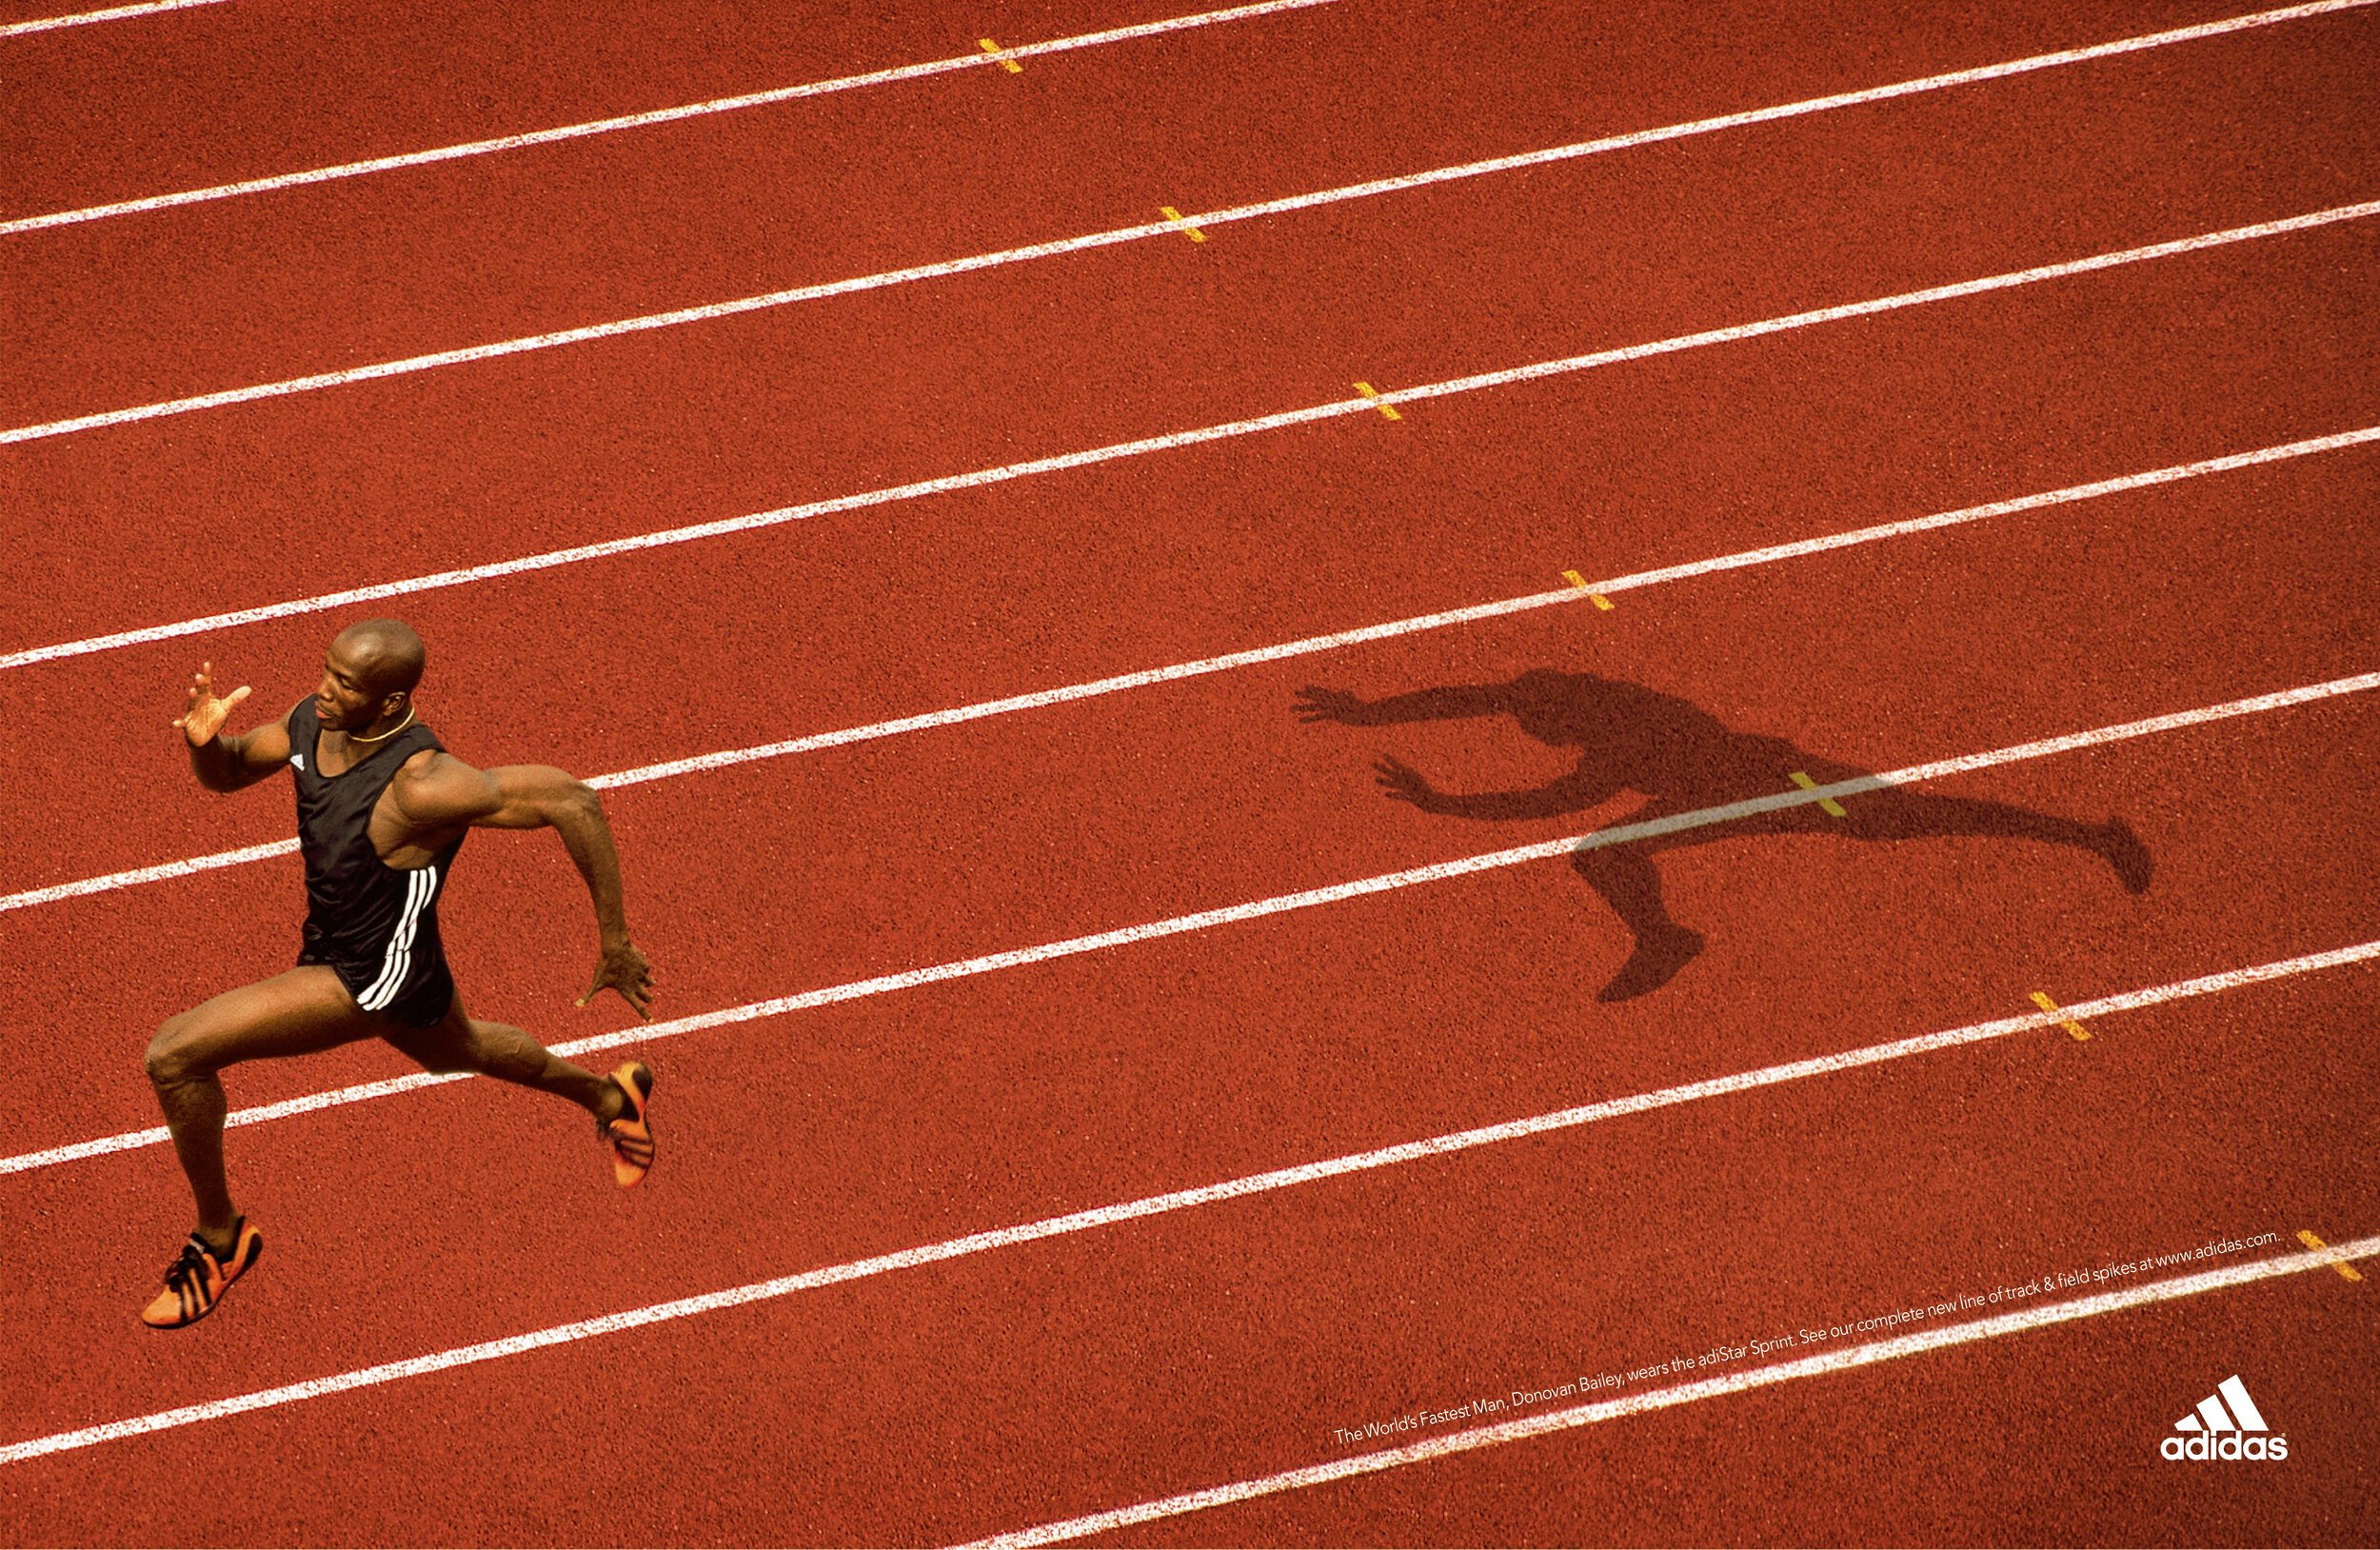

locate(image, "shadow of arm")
[[1300, 682, 1514, 726], [1381, 758, 1613, 821]]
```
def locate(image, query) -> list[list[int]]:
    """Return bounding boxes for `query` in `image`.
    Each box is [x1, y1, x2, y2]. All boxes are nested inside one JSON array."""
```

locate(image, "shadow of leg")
[[1570, 844, 1707, 1002], [1824, 780, 2152, 895]]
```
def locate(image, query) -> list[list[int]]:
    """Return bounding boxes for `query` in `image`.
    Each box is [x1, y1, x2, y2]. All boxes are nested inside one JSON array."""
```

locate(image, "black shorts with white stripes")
[[301, 945, 458, 1029]]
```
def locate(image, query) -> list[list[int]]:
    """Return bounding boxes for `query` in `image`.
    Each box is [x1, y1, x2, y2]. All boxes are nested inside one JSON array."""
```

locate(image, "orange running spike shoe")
[[602, 1062, 655, 1187], [140, 1219, 263, 1329]]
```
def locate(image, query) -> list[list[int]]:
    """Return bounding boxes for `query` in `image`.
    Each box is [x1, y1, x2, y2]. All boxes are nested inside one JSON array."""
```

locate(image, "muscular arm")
[[175, 663, 292, 791], [448, 765, 633, 940], [389, 757, 654, 1016]]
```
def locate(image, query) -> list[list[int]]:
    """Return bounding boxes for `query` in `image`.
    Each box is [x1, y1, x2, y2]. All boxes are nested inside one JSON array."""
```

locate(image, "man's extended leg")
[[385, 994, 654, 1185]]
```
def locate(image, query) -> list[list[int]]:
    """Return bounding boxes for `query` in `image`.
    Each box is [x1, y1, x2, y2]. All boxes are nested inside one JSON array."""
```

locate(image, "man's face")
[[316, 638, 396, 731]]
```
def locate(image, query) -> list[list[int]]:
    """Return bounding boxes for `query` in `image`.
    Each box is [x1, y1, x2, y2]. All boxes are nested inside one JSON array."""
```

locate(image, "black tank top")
[[288, 699, 464, 1010]]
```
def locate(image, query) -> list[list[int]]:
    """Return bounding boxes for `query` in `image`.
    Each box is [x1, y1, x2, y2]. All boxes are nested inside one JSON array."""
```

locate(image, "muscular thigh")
[[164, 966, 388, 1069], [376, 987, 495, 1075]]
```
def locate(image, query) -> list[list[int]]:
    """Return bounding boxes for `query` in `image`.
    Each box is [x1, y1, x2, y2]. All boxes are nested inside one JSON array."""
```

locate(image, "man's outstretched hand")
[[580, 939, 657, 1020], [1296, 686, 1375, 725], [174, 661, 251, 747]]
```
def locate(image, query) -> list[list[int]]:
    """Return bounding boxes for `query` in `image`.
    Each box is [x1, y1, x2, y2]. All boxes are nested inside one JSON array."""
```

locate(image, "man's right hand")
[[174, 661, 251, 747]]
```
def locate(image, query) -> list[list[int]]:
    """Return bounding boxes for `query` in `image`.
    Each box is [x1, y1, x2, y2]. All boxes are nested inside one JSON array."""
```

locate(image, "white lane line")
[[3, 836, 301, 912], [8, 202, 2373, 667], [8, 424, 2374, 918], [0, 0, 229, 38], [2, 948, 2370, 1470], [8, 674, 2373, 1179], [964, 1233, 2380, 1549], [1, 0, 1345, 232]]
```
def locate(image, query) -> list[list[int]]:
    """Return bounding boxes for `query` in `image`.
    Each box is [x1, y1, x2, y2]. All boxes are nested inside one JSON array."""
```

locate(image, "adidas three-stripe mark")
[[2175, 1375, 2270, 1433], [357, 867, 437, 1013]]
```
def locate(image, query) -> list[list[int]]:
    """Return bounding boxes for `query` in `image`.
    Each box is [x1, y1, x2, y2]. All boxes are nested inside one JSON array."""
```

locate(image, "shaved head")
[[331, 619, 426, 698]]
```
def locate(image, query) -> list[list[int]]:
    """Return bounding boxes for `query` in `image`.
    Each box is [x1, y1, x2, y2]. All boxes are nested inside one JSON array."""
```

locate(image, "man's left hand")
[[579, 940, 656, 1019]]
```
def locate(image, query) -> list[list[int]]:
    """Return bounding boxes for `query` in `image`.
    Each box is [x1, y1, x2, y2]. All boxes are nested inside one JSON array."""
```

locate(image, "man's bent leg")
[[384, 993, 623, 1123], [387, 994, 654, 1185], [147, 967, 386, 1249]]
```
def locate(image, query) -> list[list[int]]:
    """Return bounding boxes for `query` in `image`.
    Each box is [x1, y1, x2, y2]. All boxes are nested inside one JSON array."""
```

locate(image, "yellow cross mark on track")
[[1789, 770, 1848, 819], [2029, 990, 2092, 1041], [979, 37, 1023, 70], [2298, 1229, 2366, 1281], [1160, 206, 1206, 241], [1561, 571, 1614, 608], [1352, 382, 1401, 421]]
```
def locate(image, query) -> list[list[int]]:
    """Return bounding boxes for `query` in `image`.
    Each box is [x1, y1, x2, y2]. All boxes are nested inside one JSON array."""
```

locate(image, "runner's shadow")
[[1298, 669, 2151, 1002]]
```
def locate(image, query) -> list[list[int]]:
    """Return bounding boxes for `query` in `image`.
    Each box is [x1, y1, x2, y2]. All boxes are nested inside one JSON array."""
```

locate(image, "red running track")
[[6, 470, 2375, 1536], [4, 0, 2376, 1542], [8, 3, 2378, 580], [7, 225, 2376, 886], [12, 0, 2375, 428]]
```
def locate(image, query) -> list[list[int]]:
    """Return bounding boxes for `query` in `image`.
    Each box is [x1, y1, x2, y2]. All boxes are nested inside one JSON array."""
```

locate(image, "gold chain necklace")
[[344, 706, 416, 745]]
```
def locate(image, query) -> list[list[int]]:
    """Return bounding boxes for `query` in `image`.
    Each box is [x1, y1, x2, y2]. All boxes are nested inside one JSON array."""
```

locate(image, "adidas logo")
[[2160, 1376, 2287, 1461]]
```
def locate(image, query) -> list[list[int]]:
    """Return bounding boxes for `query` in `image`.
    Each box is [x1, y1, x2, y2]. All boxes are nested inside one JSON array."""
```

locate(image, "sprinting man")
[[144, 619, 659, 1329], [1299, 669, 2151, 1002]]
